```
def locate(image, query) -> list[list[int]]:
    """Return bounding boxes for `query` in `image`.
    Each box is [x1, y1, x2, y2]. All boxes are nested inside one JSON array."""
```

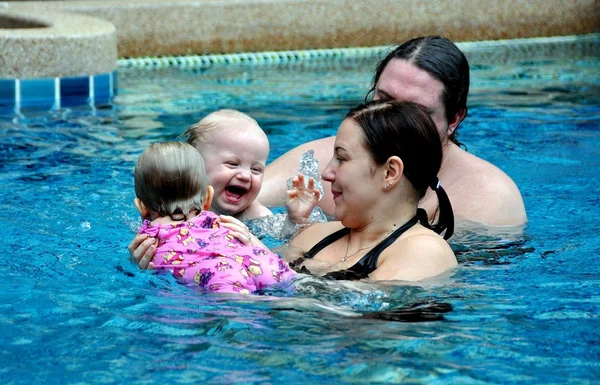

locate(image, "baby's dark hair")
[[134, 142, 208, 220]]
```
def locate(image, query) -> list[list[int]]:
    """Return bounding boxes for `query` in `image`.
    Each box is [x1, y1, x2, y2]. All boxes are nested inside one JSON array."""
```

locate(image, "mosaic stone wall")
[[0, 7, 117, 78], [3, 0, 598, 62], [1, 0, 598, 91]]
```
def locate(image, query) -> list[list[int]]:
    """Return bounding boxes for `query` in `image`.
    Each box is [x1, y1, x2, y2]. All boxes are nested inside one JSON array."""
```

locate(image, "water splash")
[[286, 149, 324, 200], [249, 149, 327, 240]]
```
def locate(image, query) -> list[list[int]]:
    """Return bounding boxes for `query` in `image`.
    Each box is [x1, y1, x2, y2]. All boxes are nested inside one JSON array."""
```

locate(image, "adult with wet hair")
[[259, 36, 527, 228], [285, 100, 457, 282]]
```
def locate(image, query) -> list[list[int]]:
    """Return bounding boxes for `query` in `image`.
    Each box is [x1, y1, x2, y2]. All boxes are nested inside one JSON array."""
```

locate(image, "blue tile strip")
[[0, 79, 15, 110], [60, 75, 90, 107], [0, 71, 117, 114], [94, 72, 112, 103], [20, 78, 55, 109]]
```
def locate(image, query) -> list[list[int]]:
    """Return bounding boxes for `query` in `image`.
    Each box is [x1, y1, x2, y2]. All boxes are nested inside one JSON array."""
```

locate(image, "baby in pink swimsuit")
[[129, 110, 321, 269], [134, 142, 295, 294]]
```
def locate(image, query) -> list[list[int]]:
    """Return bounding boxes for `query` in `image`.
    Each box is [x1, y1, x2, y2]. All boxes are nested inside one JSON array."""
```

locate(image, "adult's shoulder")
[[372, 230, 457, 282], [444, 144, 527, 226], [290, 221, 344, 251]]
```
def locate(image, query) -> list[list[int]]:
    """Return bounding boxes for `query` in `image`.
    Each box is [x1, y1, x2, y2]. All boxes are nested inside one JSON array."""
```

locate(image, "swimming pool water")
[[1, 40, 599, 384]]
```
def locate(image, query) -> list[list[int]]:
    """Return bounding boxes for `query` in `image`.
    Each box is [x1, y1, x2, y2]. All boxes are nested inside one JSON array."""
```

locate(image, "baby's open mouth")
[[225, 185, 248, 201]]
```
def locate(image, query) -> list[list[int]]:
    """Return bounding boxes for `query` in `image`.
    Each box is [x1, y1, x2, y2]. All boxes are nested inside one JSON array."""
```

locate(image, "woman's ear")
[[203, 185, 214, 211], [383, 156, 404, 188], [134, 198, 150, 220]]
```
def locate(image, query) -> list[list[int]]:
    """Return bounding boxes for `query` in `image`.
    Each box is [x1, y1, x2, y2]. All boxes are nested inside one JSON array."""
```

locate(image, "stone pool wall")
[[1, 0, 598, 78]]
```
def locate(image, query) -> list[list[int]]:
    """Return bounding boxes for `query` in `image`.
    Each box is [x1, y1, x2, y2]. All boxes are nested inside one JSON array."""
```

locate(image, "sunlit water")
[[1, 41, 599, 384]]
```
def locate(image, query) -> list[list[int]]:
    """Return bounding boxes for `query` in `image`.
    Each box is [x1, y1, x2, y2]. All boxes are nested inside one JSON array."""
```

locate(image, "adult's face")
[[321, 118, 382, 227], [373, 59, 452, 144]]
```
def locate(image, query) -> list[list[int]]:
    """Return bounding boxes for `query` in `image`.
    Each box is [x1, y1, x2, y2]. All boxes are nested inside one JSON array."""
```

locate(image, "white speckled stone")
[[0, 8, 117, 78], [1, 0, 598, 78]]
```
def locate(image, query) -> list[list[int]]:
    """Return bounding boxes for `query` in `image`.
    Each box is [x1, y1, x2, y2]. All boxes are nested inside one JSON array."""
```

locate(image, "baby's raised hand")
[[285, 174, 321, 224]]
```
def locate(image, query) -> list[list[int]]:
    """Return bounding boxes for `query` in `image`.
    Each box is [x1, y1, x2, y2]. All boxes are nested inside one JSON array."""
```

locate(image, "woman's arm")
[[128, 233, 158, 269]]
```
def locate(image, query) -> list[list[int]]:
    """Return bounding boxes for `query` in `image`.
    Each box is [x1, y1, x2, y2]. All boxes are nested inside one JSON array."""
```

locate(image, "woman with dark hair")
[[259, 36, 527, 229], [131, 101, 456, 282], [286, 100, 456, 281]]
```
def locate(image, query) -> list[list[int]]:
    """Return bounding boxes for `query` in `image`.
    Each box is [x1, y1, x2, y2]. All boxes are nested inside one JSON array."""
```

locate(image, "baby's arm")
[[242, 174, 322, 241], [240, 201, 273, 221], [285, 174, 320, 224]]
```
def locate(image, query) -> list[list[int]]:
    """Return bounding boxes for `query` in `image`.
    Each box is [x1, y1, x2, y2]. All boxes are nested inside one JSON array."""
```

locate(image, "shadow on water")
[[451, 221, 533, 266], [246, 216, 535, 323], [255, 273, 456, 323]]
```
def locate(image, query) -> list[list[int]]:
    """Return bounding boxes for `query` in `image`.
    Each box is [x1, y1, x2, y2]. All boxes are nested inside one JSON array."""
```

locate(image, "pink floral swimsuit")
[[138, 211, 295, 294]]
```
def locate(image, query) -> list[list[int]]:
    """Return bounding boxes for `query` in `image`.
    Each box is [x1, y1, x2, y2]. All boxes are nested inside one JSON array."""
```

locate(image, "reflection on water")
[[451, 221, 532, 266]]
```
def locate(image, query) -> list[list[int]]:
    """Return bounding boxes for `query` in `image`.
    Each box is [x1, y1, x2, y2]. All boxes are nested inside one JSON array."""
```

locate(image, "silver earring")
[[383, 183, 389, 189]]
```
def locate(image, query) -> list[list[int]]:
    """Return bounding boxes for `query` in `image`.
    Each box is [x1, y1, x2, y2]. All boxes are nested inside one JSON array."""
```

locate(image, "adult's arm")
[[443, 147, 528, 227], [127, 233, 157, 269], [259, 136, 336, 214], [457, 172, 527, 226]]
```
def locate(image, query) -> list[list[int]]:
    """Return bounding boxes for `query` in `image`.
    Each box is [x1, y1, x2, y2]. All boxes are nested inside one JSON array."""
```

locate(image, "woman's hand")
[[286, 174, 321, 224], [127, 233, 157, 270], [219, 215, 263, 247]]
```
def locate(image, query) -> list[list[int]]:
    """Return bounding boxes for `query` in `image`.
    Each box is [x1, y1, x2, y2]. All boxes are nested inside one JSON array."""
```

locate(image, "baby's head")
[[134, 142, 213, 221], [182, 110, 269, 216]]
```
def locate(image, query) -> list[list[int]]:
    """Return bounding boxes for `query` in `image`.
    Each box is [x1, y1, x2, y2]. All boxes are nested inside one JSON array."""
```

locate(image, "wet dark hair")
[[366, 36, 469, 146], [346, 100, 454, 239], [134, 142, 208, 221]]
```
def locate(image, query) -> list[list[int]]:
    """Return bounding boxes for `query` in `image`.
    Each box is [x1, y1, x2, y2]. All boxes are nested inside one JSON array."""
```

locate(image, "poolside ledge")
[[3, 0, 598, 60], [0, 7, 117, 79]]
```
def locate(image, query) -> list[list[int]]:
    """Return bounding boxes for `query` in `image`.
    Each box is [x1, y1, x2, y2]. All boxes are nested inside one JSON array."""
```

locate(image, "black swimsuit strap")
[[303, 208, 427, 261], [302, 227, 350, 259], [322, 209, 428, 280], [347, 208, 427, 272], [295, 209, 428, 280]]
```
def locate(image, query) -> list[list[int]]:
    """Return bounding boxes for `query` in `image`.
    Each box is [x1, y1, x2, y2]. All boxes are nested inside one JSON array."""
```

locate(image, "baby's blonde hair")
[[134, 142, 208, 220], [182, 109, 265, 150]]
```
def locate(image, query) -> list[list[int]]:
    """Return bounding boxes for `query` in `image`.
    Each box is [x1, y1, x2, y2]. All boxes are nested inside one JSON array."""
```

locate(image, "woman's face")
[[321, 119, 382, 226]]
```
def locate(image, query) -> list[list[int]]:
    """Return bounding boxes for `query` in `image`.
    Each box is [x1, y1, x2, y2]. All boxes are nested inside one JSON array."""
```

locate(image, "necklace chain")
[[341, 229, 394, 262]]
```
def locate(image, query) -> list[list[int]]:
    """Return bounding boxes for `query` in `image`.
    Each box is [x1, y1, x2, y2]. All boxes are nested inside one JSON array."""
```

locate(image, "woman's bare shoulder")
[[372, 229, 457, 281], [291, 221, 344, 249]]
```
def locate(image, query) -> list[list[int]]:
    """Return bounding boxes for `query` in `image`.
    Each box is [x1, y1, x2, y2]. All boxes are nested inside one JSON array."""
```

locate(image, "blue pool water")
[[1, 38, 599, 384]]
